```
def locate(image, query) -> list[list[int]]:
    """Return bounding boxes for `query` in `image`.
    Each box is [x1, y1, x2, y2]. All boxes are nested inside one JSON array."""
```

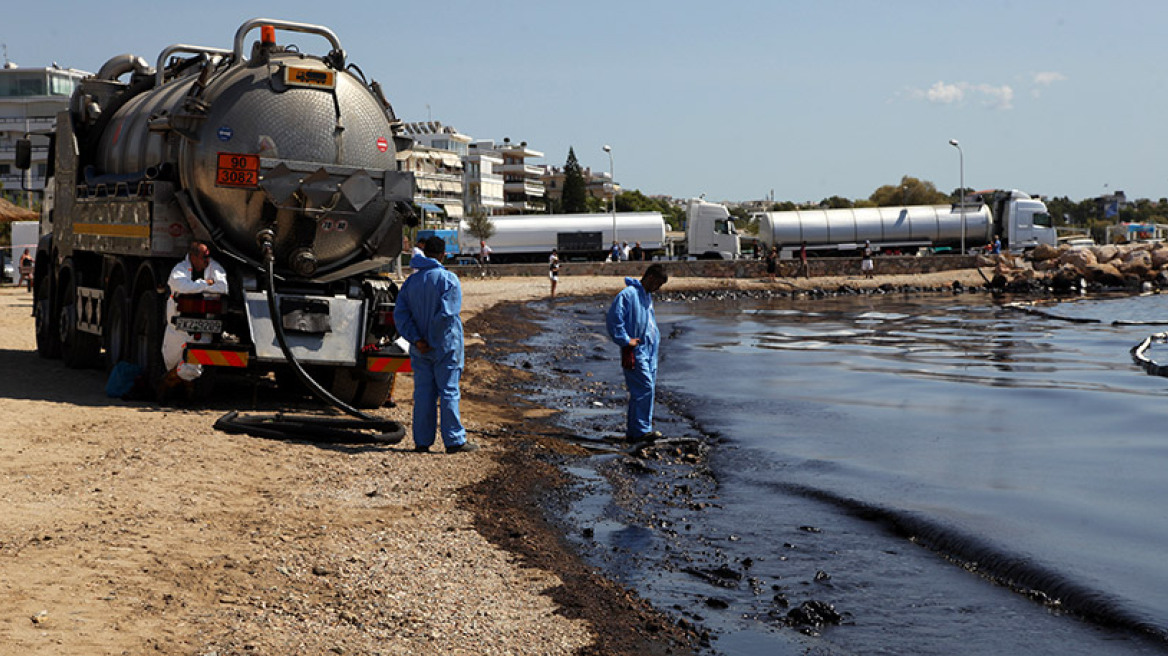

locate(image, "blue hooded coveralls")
[[393, 253, 467, 449], [606, 277, 661, 438]]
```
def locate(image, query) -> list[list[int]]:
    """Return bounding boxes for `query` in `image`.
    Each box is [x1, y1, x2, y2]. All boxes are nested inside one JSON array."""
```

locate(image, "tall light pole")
[[603, 144, 616, 248], [949, 139, 965, 255]]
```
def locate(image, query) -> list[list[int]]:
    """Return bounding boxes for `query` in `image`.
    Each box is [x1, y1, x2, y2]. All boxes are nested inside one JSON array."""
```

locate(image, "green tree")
[[869, 176, 950, 206], [820, 195, 853, 209], [561, 147, 588, 214], [464, 210, 496, 244]]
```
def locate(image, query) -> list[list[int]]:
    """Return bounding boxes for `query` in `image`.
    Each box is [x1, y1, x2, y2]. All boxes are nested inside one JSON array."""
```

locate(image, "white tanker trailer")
[[753, 189, 1056, 257], [458, 212, 667, 262], [18, 18, 418, 410]]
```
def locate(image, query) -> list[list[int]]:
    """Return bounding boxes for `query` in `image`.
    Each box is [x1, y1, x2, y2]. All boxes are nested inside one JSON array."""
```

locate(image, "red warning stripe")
[[186, 348, 249, 368], [366, 355, 412, 374]]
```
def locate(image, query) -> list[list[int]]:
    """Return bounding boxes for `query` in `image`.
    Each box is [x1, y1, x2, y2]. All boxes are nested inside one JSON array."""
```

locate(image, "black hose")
[[213, 235, 404, 443]]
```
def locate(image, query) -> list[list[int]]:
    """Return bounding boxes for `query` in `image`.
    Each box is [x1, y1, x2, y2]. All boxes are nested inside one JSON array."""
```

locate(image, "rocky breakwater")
[[985, 242, 1168, 294]]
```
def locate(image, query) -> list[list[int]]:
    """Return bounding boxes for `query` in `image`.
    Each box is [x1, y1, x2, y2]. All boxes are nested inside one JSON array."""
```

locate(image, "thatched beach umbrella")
[[0, 197, 38, 222]]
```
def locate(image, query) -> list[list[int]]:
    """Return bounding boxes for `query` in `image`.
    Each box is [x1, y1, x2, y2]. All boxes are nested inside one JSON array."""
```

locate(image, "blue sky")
[[4, 1, 1165, 204]]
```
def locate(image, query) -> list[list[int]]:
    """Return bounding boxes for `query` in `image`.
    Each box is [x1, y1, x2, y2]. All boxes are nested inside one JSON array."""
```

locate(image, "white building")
[[399, 121, 469, 225], [0, 62, 88, 205], [470, 138, 545, 214]]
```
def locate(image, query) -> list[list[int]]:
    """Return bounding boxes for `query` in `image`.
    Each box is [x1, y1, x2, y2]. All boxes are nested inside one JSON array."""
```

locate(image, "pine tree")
[[561, 147, 588, 214]]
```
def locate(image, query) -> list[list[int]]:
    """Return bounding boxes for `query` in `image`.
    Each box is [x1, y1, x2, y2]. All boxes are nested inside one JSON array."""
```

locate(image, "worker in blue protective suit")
[[606, 264, 669, 441], [393, 236, 479, 454]]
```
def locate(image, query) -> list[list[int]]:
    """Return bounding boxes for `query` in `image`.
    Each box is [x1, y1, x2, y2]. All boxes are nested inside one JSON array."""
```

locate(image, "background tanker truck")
[[753, 189, 1056, 258], [434, 198, 742, 262], [18, 18, 416, 408], [456, 212, 666, 263]]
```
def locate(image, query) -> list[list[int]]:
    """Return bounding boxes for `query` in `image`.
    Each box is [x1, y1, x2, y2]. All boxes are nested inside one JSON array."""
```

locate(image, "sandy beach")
[[0, 267, 986, 654]]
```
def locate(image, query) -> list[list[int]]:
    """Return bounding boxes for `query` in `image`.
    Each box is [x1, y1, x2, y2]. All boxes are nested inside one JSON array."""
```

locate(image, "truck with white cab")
[[753, 189, 1056, 257]]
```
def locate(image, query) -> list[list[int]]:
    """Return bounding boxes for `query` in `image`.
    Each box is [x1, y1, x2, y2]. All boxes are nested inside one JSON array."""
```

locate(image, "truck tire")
[[326, 367, 362, 406], [59, 274, 102, 369], [103, 285, 130, 371], [34, 269, 61, 359], [130, 290, 166, 396], [356, 373, 394, 408]]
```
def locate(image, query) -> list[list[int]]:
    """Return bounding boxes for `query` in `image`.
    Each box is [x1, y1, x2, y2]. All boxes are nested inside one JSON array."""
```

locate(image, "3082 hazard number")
[[216, 152, 260, 188]]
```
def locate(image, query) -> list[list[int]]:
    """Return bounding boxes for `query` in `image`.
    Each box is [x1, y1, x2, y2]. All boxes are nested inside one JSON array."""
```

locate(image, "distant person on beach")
[[479, 240, 492, 265], [799, 241, 810, 278], [631, 241, 644, 262], [991, 235, 1002, 255], [549, 248, 560, 298], [609, 241, 620, 263], [620, 241, 630, 261], [606, 264, 669, 442], [861, 240, 874, 279], [765, 246, 778, 281], [18, 248, 33, 291], [395, 236, 478, 454]]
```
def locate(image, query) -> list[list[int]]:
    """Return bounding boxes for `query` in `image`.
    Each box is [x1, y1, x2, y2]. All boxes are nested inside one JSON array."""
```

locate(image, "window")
[[49, 73, 77, 96], [1033, 212, 1052, 228]]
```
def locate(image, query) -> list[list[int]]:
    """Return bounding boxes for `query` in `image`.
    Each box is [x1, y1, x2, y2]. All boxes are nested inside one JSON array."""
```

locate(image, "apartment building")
[[399, 121, 470, 226], [0, 62, 88, 205], [541, 165, 617, 205], [470, 138, 545, 214]]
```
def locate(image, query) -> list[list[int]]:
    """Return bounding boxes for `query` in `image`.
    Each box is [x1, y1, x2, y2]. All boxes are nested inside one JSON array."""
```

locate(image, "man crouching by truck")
[[160, 240, 228, 397]]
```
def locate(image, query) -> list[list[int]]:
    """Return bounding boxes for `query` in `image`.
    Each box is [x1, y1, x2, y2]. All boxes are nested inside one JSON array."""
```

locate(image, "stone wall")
[[448, 255, 980, 279]]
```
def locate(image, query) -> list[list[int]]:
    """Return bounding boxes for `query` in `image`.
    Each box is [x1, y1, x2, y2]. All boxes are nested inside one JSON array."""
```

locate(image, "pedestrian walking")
[[549, 248, 560, 298]]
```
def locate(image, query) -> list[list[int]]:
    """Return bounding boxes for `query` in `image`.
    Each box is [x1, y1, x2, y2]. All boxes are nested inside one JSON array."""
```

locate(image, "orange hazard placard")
[[216, 152, 260, 188]]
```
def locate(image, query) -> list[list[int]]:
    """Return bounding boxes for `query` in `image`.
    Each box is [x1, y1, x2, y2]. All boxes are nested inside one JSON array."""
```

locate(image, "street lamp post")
[[603, 144, 615, 249], [949, 139, 965, 254]]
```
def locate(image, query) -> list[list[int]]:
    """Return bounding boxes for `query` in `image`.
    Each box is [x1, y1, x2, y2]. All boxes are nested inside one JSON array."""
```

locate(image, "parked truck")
[[456, 212, 666, 263], [752, 189, 1056, 257], [447, 198, 743, 262], [19, 18, 416, 407]]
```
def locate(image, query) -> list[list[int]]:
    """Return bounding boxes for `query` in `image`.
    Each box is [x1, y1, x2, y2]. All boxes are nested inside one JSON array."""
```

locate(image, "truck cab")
[[685, 199, 741, 260], [986, 190, 1057, 253]]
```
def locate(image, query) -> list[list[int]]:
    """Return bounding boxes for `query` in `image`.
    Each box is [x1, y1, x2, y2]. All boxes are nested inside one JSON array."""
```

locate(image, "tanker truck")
[[456, 212, 667, 263], [446, 199, 742, 262], [17, 18, 417, 407], [752, 189, 1056, 258]]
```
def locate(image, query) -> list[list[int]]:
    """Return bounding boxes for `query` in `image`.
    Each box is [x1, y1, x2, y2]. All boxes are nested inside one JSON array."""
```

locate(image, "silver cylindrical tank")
[[92, 29, 401, 275], [758, 204, 992, 249]]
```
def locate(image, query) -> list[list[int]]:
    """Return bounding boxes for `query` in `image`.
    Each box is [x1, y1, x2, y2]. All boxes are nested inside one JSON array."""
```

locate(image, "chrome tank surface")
[[90, 21, 407, 278]]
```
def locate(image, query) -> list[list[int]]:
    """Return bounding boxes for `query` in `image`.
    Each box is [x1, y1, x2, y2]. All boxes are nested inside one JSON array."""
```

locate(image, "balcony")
[[504, 180, 545, 197], [496, 163, 544, 176]]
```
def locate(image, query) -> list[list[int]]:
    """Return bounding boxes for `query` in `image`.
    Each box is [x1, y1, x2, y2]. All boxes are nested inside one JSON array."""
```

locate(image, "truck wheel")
[[34, 270, 61, 359], [59, 275, 102, 369], [356, 374, 395, 408], [103, 285, 130, 371], [130, 290, 166, 396], [326, 367, 361, 406]]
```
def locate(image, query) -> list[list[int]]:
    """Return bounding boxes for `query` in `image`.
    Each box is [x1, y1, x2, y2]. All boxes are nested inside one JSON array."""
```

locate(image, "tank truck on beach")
[[17, 18, 417, 408], [753, 189, 1057, 258]]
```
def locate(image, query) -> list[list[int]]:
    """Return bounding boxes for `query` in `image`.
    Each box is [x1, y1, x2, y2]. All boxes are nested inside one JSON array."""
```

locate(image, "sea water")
[[530, 291, 1168, 655]]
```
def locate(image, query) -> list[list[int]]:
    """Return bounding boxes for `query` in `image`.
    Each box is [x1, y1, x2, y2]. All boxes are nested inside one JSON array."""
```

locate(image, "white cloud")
[[1033, 71, 1067, 86], [908, 80, 1014, 110], [926, 81, 964, 104], [1031, 71, 1067, 98]]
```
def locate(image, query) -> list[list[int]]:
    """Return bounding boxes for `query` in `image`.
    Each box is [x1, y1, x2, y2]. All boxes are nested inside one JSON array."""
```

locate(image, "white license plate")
[[173, 317, 223, 333]]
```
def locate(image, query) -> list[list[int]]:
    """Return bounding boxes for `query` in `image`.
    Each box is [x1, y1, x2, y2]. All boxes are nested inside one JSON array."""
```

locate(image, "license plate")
[[173, 317, 223, 333]]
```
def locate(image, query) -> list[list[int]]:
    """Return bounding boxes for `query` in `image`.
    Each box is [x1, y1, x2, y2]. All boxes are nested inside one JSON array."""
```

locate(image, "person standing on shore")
[[605, 264, 669, 442], [394, 236, 478, 454], [861, 240, 874, 279], [765, 246, 778, 281], [631, 241, 644, 262], [799, 241, 810, 278], [548, 248, 560, 299], [18, 248, 33, 291]]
